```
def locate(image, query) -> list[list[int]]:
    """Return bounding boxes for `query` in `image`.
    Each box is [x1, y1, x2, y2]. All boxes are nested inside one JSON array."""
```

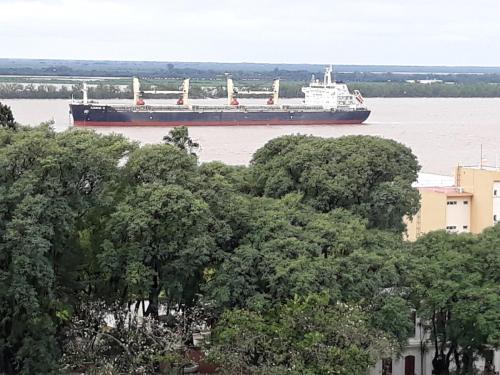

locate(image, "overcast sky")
[[0, 0, 499, 66]]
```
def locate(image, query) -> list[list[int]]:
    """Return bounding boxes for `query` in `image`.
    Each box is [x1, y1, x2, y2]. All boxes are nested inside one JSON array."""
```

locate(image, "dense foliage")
[[0, 124, 134, 373], [250, 134, 420, 231], [0, 121, 498, 375], [0, 102, 16, 129], [408, 229, 500, 375], [210, 294, 394, 375]]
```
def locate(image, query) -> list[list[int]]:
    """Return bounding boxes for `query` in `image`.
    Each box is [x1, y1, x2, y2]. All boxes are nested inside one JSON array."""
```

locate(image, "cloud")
[[0, 0, 499, 65]]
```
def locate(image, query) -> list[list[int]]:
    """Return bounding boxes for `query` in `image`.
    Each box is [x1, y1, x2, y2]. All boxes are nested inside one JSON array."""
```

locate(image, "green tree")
[[124, 143, 199, 188], [250, 135, 420, 232], [203, 196, 367, 311], [332, 230, 415, 351], [210, 294, 394, 375], [0, 125, 133, 374], [163, 126, 199, 155], [197, 161, 254, 253], [408, 230, 500, 375], [203, 195, 415, 351], [0, 102, 16, 130], [99, 183, 215, 317]]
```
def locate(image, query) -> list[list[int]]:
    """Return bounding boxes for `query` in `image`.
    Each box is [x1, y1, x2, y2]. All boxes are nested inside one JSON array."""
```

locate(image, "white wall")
[[369, 346, 500, 375], [446, 197, 471, 233], [368, 346, 432, 375]]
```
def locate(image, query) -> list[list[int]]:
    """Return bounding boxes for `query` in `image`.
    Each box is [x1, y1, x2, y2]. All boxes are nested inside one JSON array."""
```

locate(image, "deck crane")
[[133, 77, 190, 106], [226, 75, 280, 106]]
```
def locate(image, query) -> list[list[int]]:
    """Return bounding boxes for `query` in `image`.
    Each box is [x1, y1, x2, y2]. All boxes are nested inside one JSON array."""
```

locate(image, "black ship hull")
[[70, 104, 370, 127]]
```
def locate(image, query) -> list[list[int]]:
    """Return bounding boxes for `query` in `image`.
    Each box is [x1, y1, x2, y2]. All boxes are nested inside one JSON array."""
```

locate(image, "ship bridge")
[[302, 66, 367, 111]]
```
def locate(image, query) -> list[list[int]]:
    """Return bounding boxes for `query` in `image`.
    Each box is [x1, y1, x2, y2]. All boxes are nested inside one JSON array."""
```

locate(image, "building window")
[[495, 215, 498, 222], [382, 358, 392, 375], [494, 190, 497, 196], [409, 311, 417, 337], [446, 226, 457, 230], [447, 201, 457, 205], [484, 350, 494, 374], [463, 225, 468, 230], [463, 201, 468, 205]]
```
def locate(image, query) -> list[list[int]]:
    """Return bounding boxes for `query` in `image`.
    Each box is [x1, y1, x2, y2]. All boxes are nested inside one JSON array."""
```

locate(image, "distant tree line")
[[4, 60, 500, 84], [349, 82, 500, 97], [3, 81, 500, 99], [0, 83, 130, 99]]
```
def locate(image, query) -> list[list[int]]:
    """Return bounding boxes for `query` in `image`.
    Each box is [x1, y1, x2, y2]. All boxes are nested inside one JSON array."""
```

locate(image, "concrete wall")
[[456, 167, 500, 234], [406, 190, 447, 241], [369, 346, 432, 375]]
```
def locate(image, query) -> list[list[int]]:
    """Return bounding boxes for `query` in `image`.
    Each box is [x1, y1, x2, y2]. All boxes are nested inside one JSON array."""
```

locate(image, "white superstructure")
[[302, 66, 368, 110]]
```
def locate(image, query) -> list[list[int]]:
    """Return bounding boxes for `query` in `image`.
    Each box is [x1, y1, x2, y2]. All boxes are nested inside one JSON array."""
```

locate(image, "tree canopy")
[[210, 294, 394, 375], [408, 229, 500, 375], [0, 123, 498, 375], [250, 135, 421, 232]]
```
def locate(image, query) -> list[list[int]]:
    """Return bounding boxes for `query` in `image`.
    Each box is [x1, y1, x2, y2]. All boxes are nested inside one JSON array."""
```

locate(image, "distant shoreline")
[[2, 58, 500, 75]]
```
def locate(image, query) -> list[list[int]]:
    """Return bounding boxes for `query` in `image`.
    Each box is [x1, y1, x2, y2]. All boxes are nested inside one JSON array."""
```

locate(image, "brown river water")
[[2, 98, 500, 175]]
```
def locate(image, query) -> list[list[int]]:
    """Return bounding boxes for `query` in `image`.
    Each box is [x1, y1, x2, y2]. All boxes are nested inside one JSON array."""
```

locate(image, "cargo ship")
[[70, 66, 370, 127]]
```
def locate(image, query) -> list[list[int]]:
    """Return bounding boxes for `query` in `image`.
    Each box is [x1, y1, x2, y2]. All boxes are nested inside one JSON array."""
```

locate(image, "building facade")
[[369, 315, 433, 375], [369, 315, 500, 375], [371, 167, 500, 374], [406, 166, 500, 241]]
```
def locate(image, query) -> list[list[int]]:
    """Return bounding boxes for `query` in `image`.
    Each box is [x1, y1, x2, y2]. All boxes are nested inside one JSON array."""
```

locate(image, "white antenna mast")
[[272, 79, 280, 105], [82, 82, 88, 104], [480, 144, 483, 169], [324, 65, 333, 86], [182, 78, 190, 105], [133, 77, 141, 105]]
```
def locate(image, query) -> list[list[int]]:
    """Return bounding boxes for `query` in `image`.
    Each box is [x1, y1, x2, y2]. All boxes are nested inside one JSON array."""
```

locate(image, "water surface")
[[3, 98, 500, 175]]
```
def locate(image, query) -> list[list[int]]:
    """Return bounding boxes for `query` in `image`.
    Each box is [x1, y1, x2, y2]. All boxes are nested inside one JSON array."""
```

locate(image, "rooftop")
[[413, 173, 454, 188], [459, 165, 500, 172], [419, 186, 473, 197]]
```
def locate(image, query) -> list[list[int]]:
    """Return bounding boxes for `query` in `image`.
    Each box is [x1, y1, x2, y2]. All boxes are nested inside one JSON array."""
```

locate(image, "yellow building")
[[406, 166, 500, 241]]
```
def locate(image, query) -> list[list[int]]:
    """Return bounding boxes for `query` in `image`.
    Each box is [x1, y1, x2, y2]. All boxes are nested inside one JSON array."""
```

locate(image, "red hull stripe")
[[74, 119, 365, 127]]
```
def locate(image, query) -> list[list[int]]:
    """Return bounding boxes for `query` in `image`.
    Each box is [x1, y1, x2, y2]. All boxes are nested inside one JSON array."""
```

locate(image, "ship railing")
[[191, 105, 242, 111], [191, 105, 285, 112], [113, 105, 192, 112], [242, 105, 282, 111], [335, 106, 368, 112], [282, 105, 324, 111], [106, 104, 350, 113]]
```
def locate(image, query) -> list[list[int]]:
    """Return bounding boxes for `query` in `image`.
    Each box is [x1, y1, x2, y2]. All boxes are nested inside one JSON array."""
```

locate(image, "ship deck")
[[87, 104, 367, 113]]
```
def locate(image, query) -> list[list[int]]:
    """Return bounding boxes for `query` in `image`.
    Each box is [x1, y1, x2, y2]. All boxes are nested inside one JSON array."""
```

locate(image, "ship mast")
[[324, 65, 333, 87]]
